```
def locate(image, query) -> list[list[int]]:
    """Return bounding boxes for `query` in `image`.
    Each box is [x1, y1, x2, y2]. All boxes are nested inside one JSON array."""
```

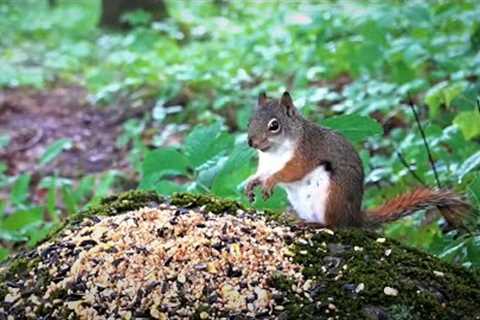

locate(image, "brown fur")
[[247, 91, 471, 229], [365, 188, 470, 227], [326, 180, 364, 227], [264, 148, 315, 191]]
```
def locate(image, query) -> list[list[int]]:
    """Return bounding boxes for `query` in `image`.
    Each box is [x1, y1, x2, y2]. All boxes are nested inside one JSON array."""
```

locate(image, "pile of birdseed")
[[5, 204, 309, 319]]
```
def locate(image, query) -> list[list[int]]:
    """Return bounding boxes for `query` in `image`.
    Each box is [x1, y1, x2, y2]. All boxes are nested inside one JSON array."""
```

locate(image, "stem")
[[396, 151, 427, 187], [408, 99, 442, 189]]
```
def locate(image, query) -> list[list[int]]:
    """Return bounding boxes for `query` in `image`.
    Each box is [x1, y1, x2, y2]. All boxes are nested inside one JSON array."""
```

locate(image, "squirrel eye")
[[268, 118, 280, 132]]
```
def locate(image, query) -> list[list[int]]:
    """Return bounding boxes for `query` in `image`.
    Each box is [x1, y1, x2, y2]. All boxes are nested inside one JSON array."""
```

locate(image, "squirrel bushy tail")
[[365, 188, 470, 227]]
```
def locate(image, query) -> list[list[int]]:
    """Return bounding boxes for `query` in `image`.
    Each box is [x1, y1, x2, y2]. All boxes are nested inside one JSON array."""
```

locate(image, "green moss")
[[0, 254, 41, 303], [5, 257, 29, 277], [277, 227, 480, 319], [171, 192, 255, 215], [0, 279, 6, 302], [80, 189, 162, 218], [1, 192, 479, 319]]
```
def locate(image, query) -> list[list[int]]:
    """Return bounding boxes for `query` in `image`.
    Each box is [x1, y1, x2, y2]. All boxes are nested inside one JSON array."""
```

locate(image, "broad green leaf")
[[197, 155, 228, 189], [184, 123, 234, 168], [457, 151, 480, 181], [443, 82, 466, 107], [11, 174, 31, 206], [1, 207, 43, 231], [425, 81, 467, 117], [251, 188, 289, 212], [453, 111, 480, 140], [140, 148, 189, 189], [425, 82, 447, 117], [322, 114, 382, 143], [39, 138, 73, 166], [438, 240, 467, 263], [38, 176, 72, 188], [212, 144, 255, 197], [24, 222, 55, 246], [0, 230, 28, 243], [154, 180, 186, 195]]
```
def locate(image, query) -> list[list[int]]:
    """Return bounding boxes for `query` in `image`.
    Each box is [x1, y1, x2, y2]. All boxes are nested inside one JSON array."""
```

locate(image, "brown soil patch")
[[0, 86, 129, 178]]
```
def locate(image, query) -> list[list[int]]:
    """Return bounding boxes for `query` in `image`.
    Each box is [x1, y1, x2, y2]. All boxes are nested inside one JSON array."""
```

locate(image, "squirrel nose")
[[248, 137, 254, 147]]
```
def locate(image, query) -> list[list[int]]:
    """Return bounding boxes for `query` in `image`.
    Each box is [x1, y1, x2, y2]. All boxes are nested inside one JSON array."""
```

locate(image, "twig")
[[0, 128, 44, 157], [396, 151, 427, 186], [408, 99, 442, 189]]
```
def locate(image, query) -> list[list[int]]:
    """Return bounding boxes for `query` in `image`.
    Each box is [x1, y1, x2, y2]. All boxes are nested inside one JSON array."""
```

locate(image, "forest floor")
[[0, 86, 133, 205]]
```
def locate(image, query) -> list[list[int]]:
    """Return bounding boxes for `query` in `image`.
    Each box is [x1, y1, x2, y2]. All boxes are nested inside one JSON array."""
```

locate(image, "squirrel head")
[[247, 91, 302, 152]]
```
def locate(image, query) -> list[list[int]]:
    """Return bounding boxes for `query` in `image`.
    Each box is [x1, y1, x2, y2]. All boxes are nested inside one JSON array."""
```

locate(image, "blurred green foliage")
[[0, 0, 479, 267]]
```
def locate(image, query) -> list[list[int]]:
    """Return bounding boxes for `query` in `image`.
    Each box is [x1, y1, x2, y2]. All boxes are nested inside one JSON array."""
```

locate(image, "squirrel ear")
[[280, 91, 296, 116], [257, 91, 268, 108]]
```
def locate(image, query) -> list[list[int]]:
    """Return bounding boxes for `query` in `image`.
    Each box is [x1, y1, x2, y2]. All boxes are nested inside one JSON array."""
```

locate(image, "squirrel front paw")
[[245, 177, 262, 203], [261, 178, 275, 200]]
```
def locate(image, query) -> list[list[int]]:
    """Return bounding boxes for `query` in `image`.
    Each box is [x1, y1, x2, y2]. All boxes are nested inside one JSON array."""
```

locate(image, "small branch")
[[396, 151, 427, 187], [407, 99, 442, 189]]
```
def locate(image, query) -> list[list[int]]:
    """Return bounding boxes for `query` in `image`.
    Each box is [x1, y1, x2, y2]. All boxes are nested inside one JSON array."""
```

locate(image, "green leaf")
[[0, 230, 28, 243], [140, 148, 189, 189], [322, 114, 382, 143], [457, 151, 480, 181], [425, 82, 446, 117], [184, 123, 234, 168], [25, 222, 55, 246], [62, 186, 77, 215], [47, 176, 59, 222], [251, 188, 289, 211], [468, 173, 480, 208], [39, 138, 73, 166], [453, 111, 480, 140], [11, 174, 31, 206], [0, 248, 9, 261], [153, 180, 185, 195], [443, 82, 466, 107], [76, 175, 96, 201], [425, 81, 467, 117], [211, 144, 255, 197], [94, 171, 119, 199], [1, 207, 43, 231], [197, 155, 228, 189]]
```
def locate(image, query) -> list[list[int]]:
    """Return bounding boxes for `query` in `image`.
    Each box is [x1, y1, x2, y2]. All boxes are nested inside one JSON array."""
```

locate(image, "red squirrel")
[[244, 91, 470, 228]]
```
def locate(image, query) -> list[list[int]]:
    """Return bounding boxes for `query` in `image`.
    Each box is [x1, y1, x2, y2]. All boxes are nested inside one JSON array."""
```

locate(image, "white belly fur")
[[280, 166, 331, 224], [256, 140, 294, 179]]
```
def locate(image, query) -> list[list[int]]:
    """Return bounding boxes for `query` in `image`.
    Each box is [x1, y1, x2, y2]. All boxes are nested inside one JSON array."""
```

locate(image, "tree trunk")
[[99, 0, 167, 29]]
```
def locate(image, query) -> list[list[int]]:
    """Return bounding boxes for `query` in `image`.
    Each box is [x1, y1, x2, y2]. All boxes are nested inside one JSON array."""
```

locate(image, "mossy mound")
[[1, 191, 479, 319]]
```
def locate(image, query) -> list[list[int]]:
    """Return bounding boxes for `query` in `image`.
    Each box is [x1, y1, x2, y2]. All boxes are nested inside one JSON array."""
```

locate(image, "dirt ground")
[[0, 86, 137, 204], [0, 86, 132, 177]]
